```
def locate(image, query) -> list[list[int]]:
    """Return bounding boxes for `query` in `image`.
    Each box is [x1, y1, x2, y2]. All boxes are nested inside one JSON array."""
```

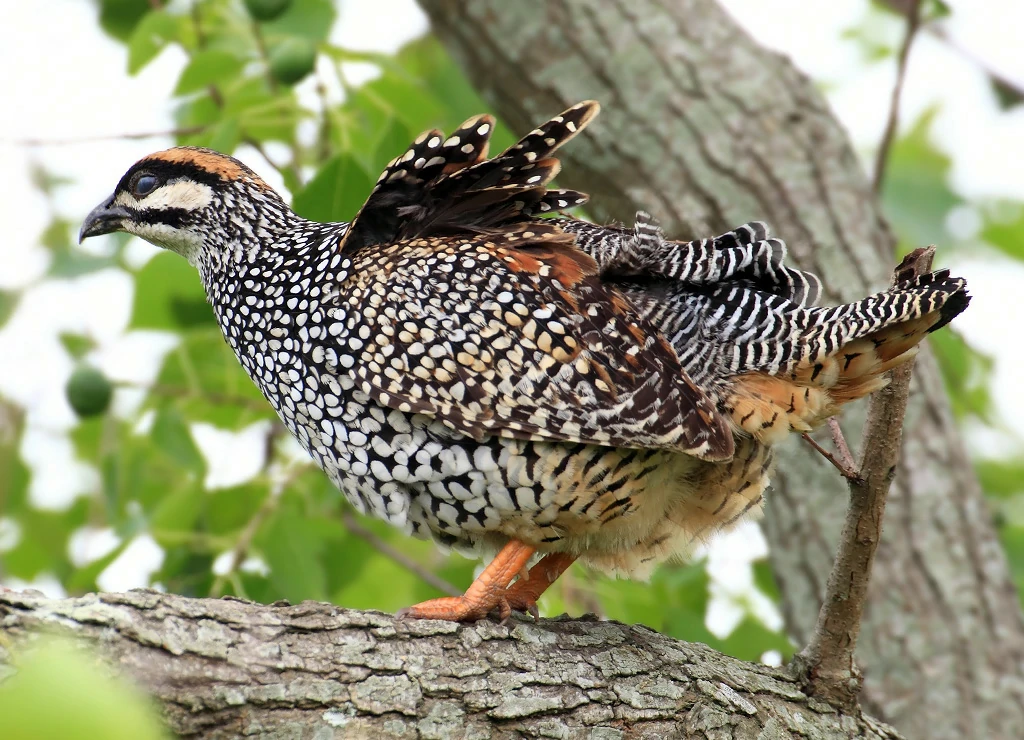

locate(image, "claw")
[[398, 540, 534, 622], [397, 595, 499, 622], [502, 552, 577, 621]]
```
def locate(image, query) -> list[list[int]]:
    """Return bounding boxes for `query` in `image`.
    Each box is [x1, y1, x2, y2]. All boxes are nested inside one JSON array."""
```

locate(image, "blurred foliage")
[[0, 637, 168, 740], [2, 8, 1024, 730]]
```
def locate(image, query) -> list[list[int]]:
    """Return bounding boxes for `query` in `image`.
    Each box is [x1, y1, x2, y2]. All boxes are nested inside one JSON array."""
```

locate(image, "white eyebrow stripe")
[[114, 179, 214, 211]]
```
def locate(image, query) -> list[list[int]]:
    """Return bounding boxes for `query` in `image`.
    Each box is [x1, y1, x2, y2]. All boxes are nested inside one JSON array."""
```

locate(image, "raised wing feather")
[[338, 102, 596, 253]]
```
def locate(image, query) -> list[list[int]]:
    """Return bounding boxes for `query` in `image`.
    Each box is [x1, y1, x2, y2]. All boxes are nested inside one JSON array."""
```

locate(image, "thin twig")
[[827, 417, 857, 471], [877, 0, 1024, 104], [792, 247, 935, 708], [7, 127, 207, 147], [926, 25, 1024, 105], [340, 510, 461, 597], [801, 430, 861, 482], [872, 0, 924, 193]]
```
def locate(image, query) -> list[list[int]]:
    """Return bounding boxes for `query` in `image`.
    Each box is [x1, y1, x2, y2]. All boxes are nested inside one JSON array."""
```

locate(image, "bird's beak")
[[79, 196, 131, 242]]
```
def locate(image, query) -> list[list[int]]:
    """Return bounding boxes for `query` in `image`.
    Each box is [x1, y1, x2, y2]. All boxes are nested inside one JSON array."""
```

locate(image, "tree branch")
[[0, 589, 900, 739], [793, 247, 935, 707]]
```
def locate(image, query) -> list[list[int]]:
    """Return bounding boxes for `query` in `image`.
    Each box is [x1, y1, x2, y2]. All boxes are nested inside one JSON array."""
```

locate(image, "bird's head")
[[80, 146, 288, 266]]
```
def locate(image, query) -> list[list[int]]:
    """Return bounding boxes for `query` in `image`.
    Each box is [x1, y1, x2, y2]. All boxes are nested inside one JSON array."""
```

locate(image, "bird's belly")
[[277, 383, 701, 554], [238, 339, 769, 580]]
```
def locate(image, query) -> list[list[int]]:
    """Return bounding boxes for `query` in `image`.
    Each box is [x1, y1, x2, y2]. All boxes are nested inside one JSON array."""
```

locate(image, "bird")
[[80, 101, 969, 622]]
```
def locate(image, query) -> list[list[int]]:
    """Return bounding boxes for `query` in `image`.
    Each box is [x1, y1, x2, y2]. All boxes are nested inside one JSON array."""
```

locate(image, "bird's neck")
[[195, 200, 298, 274], [196, 214, 351, 373]]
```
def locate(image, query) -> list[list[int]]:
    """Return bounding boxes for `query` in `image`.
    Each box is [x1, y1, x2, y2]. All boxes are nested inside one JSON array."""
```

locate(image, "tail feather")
[[721, 267, 969, 441], [562, 214, 822, 306]]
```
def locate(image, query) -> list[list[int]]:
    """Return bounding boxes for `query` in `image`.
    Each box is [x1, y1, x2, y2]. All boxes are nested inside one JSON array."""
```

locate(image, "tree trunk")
[[0, 589, 901, 739], [416, 1, 1024, 737]]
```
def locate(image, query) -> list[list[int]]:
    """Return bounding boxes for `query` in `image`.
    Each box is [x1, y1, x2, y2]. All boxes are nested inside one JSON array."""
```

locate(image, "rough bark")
[[1, 589, 900, 739], [416, 1, 1024, 737]]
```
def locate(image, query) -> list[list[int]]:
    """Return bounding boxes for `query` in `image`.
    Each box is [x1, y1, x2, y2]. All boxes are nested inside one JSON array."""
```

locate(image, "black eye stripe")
[[134, 208, 189, 229]]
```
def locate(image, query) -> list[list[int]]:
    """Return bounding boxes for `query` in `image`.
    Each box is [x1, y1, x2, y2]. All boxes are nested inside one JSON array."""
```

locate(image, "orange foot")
[[503, 552, 577, 619], [397, 540, 535, 622]]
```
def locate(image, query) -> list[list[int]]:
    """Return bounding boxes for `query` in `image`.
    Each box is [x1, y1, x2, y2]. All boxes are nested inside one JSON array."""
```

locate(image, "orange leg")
[[397, 540, 536, 622], [503, 552, 577, 619]]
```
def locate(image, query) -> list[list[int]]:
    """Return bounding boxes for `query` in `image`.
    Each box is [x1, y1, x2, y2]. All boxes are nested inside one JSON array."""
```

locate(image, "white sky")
[[0, 0, 1021, 629]]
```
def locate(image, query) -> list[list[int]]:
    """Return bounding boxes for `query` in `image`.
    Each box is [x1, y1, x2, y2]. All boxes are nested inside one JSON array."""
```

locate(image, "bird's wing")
[[338, 222, 734, 461], [337, 102, 595, 253]]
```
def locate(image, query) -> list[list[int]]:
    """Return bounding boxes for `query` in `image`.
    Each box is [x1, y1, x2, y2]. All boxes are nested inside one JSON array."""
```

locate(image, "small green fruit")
[[66, 365, 113, 418], [244, 0, 293, 22], [268, 37, 317, 86]]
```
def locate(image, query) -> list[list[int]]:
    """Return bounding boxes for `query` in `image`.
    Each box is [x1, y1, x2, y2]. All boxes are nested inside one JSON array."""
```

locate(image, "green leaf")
[[207, 484, 269, 535], [881, 108, 963, 249], [154, 329, 271, 428], [150, 485, 206, 537], [151, 407, 205, 475], [40, 218, 74, 250], [716, 616, 793, 662], [929, 328, 993, 421], [175, 93, 223, 143], [59, 333, 97, 360], [0, 400, 28, 495], [0, 289, 19, 330], [840, 25, 893, 63], [30, 162, 74, 196], [980, 201, 1024, 260], [3, 501, 89, 583], [977, 459, 1024, 500], [292, 153, 373, 222], [174, 50, 246, 96], [262, 505, 328, 601], [66, 539, 130, 594], [261, 0, 336, 42], [393, 37, 502, 134], [926, 0, 952, 20], [222, 76, 302, 143], [130, 251, 212, 330], [990, 73, 1024, 111], [207, 118, 243, 154], [48, 251, 120, 279], [354, 75, 449, 134], [96, 0, 152, 43], [127, 10, 190, 75], [318, 513, 451, 611], [371, 117, 414, 173], [159, 549, 217, 598], [0, 638, 168, 740], [752, 558, 782, 603], [42, 217, 121, 278]]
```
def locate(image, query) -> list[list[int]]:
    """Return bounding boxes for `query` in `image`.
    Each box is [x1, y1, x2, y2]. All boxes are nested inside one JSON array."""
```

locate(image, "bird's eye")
[[132, 174, 160, 197]]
